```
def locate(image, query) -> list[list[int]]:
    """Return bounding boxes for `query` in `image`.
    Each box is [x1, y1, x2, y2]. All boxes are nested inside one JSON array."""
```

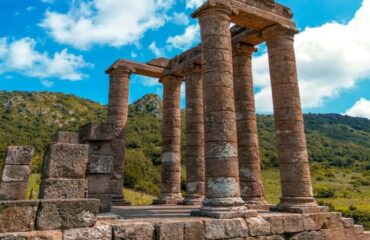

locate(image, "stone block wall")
[[0, 146, 34, 200], [80, 123, 116, 213], [39, 132, 89, 199], [1, 209, 369, 240]]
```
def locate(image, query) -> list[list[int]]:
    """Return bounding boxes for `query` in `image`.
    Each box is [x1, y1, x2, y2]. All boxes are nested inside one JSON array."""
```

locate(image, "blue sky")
[[1, 0, 370, 118]]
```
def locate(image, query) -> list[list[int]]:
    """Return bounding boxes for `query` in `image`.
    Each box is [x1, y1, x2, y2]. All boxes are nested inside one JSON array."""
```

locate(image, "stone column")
[[263, 25, 317, 211], [106, 67, 131, 206], [183, 63, 205, 205], [192, 2, 256, 219], [153, 75, 184, 205], [232, 43, 267, 208]]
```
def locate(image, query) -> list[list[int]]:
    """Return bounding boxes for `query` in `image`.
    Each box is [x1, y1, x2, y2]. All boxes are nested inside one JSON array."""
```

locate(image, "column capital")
[[262, 24, 299, 41], [232, 42, 257, 55], [192, 0, 232, 19], [106, 66, 132, 76]]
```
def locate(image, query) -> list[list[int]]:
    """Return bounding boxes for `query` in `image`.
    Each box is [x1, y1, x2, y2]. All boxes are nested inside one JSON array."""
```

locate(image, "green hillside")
[[0, 91, 370, 228]]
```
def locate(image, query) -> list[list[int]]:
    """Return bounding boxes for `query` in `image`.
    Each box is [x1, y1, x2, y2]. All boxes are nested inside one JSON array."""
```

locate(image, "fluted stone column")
[[183, 63, 205, 205], [153, 75, 184, 205], [232, 43, 267, 208], [263, 25, 317, 211], [192, 2, 256, 219], [107, 67, 131, 206]]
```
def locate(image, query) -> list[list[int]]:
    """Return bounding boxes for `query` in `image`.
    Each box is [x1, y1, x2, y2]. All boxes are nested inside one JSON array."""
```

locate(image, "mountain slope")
[[1, 91, 370, 172]]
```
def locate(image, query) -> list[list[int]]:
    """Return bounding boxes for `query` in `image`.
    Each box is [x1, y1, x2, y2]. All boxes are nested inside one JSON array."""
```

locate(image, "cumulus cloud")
[[253, 0, 370, 113], [41, 0, 55, 4], [185, 0, 205, 9], [149, 41, 166, 57], [40, 0, 175, 50], [0, 37, 91, 81], [166, 24, 200, 50], [171, 12, 190, 26], [345, 98, 370, 119], [41, 79, 54, 87]]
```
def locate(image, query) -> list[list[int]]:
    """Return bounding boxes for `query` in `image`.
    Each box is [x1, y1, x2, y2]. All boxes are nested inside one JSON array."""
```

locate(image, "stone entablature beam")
[[106, 59, 168, 79]]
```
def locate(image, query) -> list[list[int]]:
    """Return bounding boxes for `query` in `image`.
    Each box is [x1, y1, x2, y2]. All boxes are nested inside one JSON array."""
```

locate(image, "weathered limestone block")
[[0, 182, 29, 200], [323, 212, 344, 229], [264, 216, 284, 234], [342, 218, 355, 228], [36, 199, 99, 230], [321, 228, 347, 240], [54, 131, 79, 144], [204, 218, 249, 239], [0, 230, 62, 240], [289, 231, 324, 240], [0, 201, 39, 233], [39, 179, 87, 199], [184, 220, 205, 240], [87, 155, 114, 174], [246, 217, 271, 236], [63, 225, 112, 240], [4, 146, 34, 165], [246, 236, 285, 240], [88, 142, 112, 156], [79, 123, 115, 142], [282, 215, 304, 233], [88, 194, 112, 213], [156, 221, 184, 240], [112, 222, 154, 240], [87, 175, 121, 194], [1, 165, 31, 182], [42, 143, 89, 179]]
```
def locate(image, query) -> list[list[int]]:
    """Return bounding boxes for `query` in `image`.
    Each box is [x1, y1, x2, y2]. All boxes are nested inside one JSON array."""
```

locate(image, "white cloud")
[[26, 6, 35, 12], [253, 0, 370, 113], [149, 41, 166, 57], [41, 79, 54, 87], [166, 24, 200, 50], [171, 12, 189, 26], [186, 0, 205, 9], [131, 51, 138, 58], [40, 0, 175, 50], [41, 0, 55, 4], [345, 98, 370, 119], [0, 37, 91, 81], [133, 75, 160, 87]]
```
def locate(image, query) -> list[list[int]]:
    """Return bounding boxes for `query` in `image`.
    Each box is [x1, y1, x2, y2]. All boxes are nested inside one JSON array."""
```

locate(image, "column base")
[[243, 197, 271, 210], [191, 197, 257, 219], [273, 197, 327, 213], [152, 193, 184, 205]]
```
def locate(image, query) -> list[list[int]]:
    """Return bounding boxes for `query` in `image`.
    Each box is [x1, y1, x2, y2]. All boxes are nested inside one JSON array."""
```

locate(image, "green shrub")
[[314, 186, 336, 198]]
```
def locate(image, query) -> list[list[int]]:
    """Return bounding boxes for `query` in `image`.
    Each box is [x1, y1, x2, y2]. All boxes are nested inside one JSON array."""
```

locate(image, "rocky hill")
[[1, 91, 370, 175]]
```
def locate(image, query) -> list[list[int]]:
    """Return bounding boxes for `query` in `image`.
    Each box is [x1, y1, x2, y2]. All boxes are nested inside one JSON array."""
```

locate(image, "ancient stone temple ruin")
[[1, 0, 370, 239]]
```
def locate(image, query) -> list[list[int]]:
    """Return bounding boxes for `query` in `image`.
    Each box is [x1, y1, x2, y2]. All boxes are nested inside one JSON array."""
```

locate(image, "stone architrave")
[[106, 67, 132, 206], [232, 42, 267, 208], [153, 75, 184, 205], [263, 25, 318, 211], [0, 146, 34, 200], [183, 63, 205, 205], [191, 2, 256, 218]]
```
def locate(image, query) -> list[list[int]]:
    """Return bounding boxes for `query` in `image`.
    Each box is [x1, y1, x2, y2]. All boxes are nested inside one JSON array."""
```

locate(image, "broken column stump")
[[39, 133, 89, 199], [80, 123, 119, 212], [0, 146, 34, 200]]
